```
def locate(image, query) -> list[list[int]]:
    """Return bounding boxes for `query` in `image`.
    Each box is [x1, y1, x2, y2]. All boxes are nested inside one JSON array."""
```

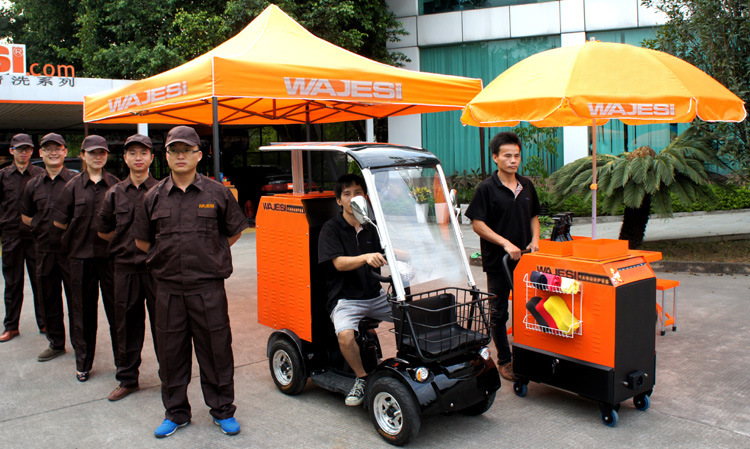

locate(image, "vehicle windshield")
[[371, 166, 470, 295]]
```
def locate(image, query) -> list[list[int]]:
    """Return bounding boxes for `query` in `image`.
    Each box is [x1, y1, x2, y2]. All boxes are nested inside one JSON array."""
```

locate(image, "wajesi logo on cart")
[[262, 202, 305, 214], [108, 81, 188, 112], [536, 266, 612, 286], [284, 77, 403, 100], [588, 103, 676, 117]]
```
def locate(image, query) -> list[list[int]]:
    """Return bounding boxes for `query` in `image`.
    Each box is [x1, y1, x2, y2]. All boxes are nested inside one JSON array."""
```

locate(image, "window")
[[420, 0, 557, 15], [420, 35, 562, 177]]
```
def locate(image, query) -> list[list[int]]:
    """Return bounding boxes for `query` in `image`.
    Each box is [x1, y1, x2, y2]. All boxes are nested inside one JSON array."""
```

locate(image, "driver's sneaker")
[[345, 377, 366, 406], [154, 419, 188, 438], [213, 417, 240, 435]]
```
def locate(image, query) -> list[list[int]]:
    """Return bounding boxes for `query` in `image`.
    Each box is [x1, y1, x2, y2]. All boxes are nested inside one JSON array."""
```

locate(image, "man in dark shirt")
[[465, 131, 540, 382], [133, 126, 248, 438], [53, 135, 120, 382], [96, 134, 158, 402], [0, 134, 45, 342], [19, 133, 75, 362], [318, 174, 391, 407]]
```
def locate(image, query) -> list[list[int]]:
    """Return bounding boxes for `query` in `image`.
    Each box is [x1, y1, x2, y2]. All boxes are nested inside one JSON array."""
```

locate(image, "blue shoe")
[[213, 417, 240, 435], [154, 419, 188, 438]]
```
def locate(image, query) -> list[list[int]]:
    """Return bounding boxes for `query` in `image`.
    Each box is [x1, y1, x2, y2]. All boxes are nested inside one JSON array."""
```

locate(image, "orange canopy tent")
[[84, 4, 482, 178], [460, 40, 745, 238]]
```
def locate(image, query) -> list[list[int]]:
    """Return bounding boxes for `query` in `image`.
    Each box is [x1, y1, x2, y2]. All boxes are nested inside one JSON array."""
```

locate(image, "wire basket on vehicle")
[[390, 287, 495, 362]]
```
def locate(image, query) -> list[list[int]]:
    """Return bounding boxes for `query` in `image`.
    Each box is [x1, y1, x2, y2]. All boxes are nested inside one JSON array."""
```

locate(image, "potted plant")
[[448, 169, 482, 224], [411, 186, 432, 223]]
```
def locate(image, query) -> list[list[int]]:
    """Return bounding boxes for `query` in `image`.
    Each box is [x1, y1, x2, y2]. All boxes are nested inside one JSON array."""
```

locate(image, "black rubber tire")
[[368, 377, 421, 446], [268, 338, 307, 395], [461, 391, 496, 416]]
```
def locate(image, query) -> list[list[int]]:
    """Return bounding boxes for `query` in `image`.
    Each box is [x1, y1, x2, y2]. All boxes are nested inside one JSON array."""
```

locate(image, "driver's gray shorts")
[[330, 292, 392, 335]]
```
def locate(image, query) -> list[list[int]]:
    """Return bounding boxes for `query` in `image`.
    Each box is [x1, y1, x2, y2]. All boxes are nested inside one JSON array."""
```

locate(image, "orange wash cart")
[[511, 238, 659, 426]]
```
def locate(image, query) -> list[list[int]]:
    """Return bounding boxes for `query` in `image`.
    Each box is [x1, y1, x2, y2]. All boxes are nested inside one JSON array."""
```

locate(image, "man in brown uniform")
[[0, 134, 45, 342], [53, 135, 120, 382], [19, 133, 75, 361], [95, 134, 158, 401], [133, 126, 248, 438]]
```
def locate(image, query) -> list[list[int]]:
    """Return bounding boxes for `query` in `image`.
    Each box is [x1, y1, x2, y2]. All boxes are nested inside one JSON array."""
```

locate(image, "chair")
[[656, 278, 679, 336]]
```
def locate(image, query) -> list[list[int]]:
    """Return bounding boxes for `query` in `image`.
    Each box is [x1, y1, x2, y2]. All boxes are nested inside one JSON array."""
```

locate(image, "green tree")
[[642, 0, 750, 175], [1, 0, 407, 79], [551, 127, 727, 248]]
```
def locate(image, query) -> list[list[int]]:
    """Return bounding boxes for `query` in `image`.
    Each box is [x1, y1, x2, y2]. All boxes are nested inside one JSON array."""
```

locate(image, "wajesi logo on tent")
[[284, 77, 402, 100], [588, 103, 676, 117], [108, 81, 188, 112]]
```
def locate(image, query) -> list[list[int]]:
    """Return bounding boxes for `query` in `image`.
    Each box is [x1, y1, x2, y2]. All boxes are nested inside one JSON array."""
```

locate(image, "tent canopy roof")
[[84, 4, 482, 125]]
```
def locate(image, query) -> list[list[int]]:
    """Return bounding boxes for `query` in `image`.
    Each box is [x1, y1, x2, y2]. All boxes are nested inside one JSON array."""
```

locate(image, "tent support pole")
[[212, 97, 221, 181], [305, 105, 312, 189]]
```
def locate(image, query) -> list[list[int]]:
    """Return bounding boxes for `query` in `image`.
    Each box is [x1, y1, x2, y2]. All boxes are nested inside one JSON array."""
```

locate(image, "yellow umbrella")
[[461, 40, 746, 238]]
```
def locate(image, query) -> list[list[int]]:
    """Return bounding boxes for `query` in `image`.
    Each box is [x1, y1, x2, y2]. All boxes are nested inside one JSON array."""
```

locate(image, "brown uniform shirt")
[[94, 175, 157, 272], [0, 162, 44, 240], [133, 173, 249, 294], [18, 167, 75, 253], [52, 171, 120, 259]]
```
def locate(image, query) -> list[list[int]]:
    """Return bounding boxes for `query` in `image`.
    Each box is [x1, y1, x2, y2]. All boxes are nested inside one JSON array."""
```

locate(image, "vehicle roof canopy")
[[259, 142, 441, 170]]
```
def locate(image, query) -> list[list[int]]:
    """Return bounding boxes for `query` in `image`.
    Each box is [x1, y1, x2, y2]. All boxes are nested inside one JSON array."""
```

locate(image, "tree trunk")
[[618, 194, 651, 249]]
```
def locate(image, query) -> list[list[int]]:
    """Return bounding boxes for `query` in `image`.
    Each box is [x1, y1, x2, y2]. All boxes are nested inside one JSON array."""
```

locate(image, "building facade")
[[385, 0, 682, 177]]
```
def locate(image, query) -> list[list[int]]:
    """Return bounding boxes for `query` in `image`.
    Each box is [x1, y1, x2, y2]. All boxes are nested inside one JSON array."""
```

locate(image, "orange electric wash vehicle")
[[256, 143, 500, 445], [504, 236, 659, 427]]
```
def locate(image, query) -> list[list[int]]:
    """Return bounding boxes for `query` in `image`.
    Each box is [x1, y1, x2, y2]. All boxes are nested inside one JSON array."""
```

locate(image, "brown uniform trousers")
[[155, 286, 235, 424], [36, 252, 71, 349], [114, 269, 157, 388], [68, 257, 117, 372], [2, 237, 43, 332]]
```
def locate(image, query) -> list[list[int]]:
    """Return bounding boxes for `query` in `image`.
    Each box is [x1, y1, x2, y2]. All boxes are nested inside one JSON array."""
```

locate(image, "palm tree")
[[550, 127, 728, 248]]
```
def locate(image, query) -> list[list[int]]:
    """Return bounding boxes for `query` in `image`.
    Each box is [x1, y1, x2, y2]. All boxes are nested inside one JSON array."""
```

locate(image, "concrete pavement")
[[0, 231, 749, 448]]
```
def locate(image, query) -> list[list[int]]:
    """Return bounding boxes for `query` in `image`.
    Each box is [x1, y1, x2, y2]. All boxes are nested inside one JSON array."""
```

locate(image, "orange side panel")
[[256, 195, 313, 342], [513, 239, 655, 369]]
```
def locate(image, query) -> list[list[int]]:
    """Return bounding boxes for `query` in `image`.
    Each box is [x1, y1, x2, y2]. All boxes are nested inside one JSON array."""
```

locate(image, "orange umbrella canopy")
[[84, 4, 482, 125], [461, 40, 746, 128]]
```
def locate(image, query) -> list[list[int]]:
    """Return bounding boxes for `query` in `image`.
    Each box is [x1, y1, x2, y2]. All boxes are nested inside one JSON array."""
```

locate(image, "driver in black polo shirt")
[[465, 131, 540, 382], [318, 174, 391, 408]]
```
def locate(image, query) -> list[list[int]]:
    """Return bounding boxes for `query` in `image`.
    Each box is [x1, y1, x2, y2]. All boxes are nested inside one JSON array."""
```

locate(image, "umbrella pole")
[[212, 97, 221, 181], [591, 119, 598, 239], [479, 128, 486, 178]]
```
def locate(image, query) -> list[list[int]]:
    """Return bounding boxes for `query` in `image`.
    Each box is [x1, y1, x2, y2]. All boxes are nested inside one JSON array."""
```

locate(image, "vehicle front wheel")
[[269, 338, 307, 395], [368, 377, 420, 446]]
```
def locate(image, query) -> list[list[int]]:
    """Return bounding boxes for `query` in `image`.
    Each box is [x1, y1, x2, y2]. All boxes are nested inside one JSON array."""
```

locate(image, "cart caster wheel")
[[513, 382, 527, 397], [368, 377, 420, 446], [601, 409, 619, 427], [634, 394, 651, 411], [660, 330, 666, 336]]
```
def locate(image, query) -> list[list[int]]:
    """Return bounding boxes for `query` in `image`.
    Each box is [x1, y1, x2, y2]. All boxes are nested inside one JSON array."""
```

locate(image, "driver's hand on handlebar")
[[363, 252, 387, 268], [526, 240, 539, 253], [503, 241, 523, 261]]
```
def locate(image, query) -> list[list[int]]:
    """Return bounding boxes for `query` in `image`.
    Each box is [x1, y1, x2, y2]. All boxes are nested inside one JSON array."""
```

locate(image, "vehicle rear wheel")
[[269, 338, 307, 395], [461, 391, 496, 416], [368, 377, 420, 446]]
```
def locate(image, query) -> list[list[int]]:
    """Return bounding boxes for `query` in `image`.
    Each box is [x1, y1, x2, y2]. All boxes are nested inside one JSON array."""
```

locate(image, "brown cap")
[[81, 135, 109, 152], [165, 126, 199, 147], [124, 134, 153, 150], [10, 133, 34, 149], [40, 133, 66, 147]]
